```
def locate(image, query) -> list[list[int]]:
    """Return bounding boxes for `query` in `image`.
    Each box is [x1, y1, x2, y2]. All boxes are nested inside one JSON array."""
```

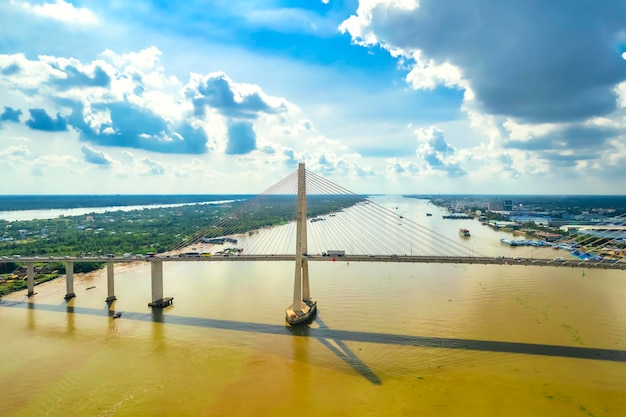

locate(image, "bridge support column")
[[302, 259, 310, 301], [148, 259, 173, 308], [64, 261, 76, 300], [105, 261, 116, 302], [26, 262, 35, 297], [286, 162, 316, 325]]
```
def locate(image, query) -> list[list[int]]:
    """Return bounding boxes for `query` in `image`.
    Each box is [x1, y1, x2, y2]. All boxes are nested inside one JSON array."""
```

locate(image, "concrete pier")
[[150, 259, 163, 303], [64, 261, 76, 300], [26, 262, 35, 297], [105, 261, 116, 302], [148, 259, 173, 308]]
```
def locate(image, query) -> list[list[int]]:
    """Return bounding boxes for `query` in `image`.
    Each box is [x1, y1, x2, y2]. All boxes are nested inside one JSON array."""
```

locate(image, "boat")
[[426, 213, 432, 216], [459, 228, 471, 237], [500, 238, 521, 246]]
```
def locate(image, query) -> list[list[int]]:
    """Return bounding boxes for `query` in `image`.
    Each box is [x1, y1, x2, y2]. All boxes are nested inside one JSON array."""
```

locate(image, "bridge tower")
[[285, 163, 317, 325]]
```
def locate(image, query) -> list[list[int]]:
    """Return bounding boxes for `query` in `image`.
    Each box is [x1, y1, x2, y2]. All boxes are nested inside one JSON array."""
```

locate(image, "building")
[[487, 200, 504, 211]]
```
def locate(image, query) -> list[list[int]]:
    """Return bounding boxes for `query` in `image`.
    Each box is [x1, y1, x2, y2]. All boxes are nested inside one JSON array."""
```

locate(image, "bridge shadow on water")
[[292, 316, 383, 385], [3, 299, 626, 384]]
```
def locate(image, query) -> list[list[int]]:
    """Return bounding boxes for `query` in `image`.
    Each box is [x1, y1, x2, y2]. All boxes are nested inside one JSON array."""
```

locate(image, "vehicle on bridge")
[[324, 250, 345, 257], [178, 252, 201, 258]]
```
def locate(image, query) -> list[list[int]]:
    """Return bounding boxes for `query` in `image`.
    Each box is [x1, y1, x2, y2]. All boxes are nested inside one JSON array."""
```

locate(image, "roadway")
[[1, 254, 625, 270]]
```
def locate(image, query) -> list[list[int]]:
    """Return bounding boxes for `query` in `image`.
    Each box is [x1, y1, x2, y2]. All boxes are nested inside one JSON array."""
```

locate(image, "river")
[[0, 200, 237, 222], [1, 196, 625, 416]]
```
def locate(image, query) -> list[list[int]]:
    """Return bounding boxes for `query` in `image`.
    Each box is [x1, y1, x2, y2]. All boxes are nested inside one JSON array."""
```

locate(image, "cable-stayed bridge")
[[2, 164, 625, 323], [171, 165, 626, 267], [171, 163, 625, 323], [172, 168, 476, 258]]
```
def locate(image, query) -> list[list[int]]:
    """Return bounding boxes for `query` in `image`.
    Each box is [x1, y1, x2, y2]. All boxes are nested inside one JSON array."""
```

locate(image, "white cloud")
[[339, 0, 418, 50], [30, 154, 78, 176], [183, 71, 296, 120], [385, 157, 420, 176], [172, 158, 222, 179], [413, 126, 465, 177], [81, 144, 113, 166], [404, 50, 465, 91], [17, 0, 98, 25], [0, 143, 35, 184], [141, 158, 165, 175]]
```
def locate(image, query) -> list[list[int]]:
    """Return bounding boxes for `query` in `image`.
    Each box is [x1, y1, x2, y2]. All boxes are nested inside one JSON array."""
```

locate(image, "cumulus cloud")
[[0, 106, 22, 124], [226, 121, 256, 154], [80, 144, 112, 166], [386, 158, 420, 176], [340, 0, 626, 185], [67, 101, 209, 154], [183, 71, 292, 119], [504, 124, 621, 153], [142, 158, 165, 175], [0, 49, 201, 153], [341, 0, 626, 124], [18, 0, 99, 25], [283, 149, 298, 166], [414, 126, 466, 177], [172, 158, 220, 179], [30, 154, 77, 176], [25, 108, 67, 131], [0, 144, 31, 158], [53, 65, 111, 89], [271, 118, 314, 137], [120, 150, 135, 164], [303, 150, 373, 179], [0, 48, 303, 157]]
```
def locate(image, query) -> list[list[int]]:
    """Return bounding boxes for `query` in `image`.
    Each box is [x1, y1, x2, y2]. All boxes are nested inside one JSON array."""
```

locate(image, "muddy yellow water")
[[1, 259, 625, 417]]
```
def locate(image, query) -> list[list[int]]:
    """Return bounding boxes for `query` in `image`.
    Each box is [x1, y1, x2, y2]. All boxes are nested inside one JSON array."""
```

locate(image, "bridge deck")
[[2, 255, 624, 270]]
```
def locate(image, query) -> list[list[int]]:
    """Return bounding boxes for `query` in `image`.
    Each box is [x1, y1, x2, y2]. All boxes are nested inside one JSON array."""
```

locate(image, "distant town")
[[406, 194, 626, 242]]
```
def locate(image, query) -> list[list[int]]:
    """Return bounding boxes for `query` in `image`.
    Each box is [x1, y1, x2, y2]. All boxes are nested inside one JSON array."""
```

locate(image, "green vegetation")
[[0, 204, 228, 257], [1, 195, 363, 257]]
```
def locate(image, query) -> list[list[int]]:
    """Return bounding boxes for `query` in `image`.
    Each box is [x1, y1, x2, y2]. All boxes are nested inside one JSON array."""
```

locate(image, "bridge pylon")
[[286, 162, 317, 325]]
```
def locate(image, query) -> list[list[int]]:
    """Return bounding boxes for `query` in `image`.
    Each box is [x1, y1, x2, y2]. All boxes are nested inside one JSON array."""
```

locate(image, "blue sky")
[[1, 0, 625, 194]]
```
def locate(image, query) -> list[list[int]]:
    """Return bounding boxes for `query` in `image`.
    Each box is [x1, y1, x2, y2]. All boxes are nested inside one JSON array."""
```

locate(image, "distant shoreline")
[[0, 194, 253, 212]]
